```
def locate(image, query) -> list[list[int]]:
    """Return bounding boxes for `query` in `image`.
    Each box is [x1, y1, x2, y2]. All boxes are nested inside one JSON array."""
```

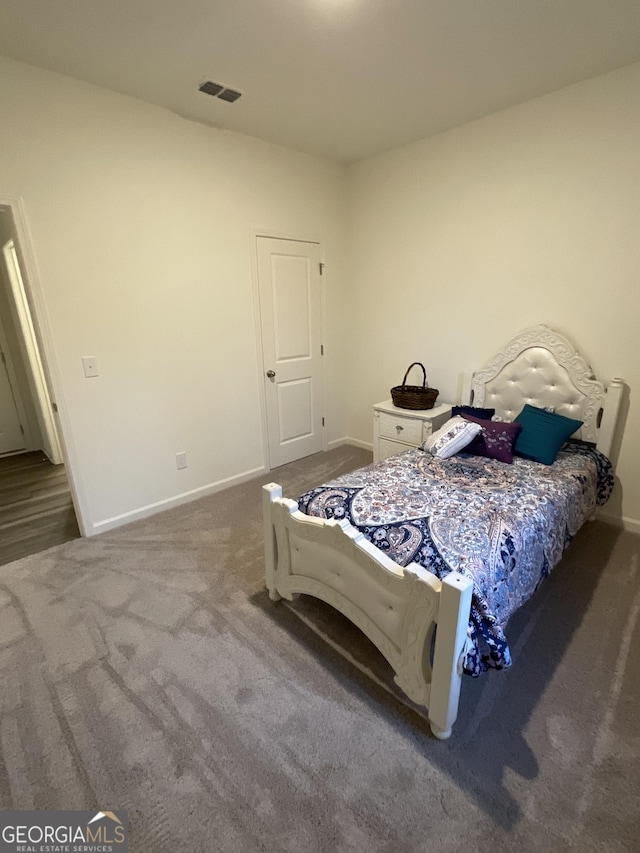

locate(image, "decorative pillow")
[[513, 404, 584, 465], [423, 416, 482, 459], [460, 412, 522, 464], [451, 404, 496, 420]]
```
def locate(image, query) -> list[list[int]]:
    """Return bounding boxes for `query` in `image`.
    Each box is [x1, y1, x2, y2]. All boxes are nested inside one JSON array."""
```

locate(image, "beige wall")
[[346, 62, 640, 530], [0, 56, 349, 532], [1, 54, 638, 534]]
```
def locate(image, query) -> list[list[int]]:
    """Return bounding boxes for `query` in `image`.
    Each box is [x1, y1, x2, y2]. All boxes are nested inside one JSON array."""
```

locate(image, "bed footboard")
[[263, 483, 473, 739]]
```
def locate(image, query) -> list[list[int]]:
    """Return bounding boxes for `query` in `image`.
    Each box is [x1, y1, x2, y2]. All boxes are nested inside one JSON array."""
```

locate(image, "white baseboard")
[[86, 441, 373, 536], [596, 510, 640, 536], [90, 464, 268, 535], [328, 436, 373, 452]]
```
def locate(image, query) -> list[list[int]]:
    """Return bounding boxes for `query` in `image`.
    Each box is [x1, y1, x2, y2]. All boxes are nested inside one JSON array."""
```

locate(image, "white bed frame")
[[263, 325, 624, 739]]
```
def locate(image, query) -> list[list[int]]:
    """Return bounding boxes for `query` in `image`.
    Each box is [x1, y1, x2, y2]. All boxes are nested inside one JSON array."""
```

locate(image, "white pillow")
[[423, 416, 482, 459]]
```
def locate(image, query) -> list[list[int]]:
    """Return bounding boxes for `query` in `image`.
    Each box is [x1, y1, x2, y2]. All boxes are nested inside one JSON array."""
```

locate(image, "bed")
[[262, 325, 624, 739]]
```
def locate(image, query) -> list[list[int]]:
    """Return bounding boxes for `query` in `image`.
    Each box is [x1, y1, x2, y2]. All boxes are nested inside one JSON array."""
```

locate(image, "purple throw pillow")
[[460, 412, 522, 464]]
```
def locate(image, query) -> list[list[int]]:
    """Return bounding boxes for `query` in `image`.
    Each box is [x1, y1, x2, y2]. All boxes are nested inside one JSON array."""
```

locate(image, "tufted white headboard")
[[463, 325, 623, 460]]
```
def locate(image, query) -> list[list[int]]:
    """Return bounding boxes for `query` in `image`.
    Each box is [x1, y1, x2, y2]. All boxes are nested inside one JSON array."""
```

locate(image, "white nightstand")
[[373, 400, 453, 462]]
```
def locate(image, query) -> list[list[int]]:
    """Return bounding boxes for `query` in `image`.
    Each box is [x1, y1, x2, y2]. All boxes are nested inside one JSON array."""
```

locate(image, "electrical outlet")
[[82, 356, 99, 377], [175, 451, 187, 470]]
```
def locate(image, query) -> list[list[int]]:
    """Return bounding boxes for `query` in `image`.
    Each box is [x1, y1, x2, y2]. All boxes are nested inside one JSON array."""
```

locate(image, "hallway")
[[0, 451, 80, 566]]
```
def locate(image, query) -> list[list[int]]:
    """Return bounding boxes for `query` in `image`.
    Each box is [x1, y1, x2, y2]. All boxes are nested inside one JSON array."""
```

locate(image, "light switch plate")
[[82, 356, 99, 377]]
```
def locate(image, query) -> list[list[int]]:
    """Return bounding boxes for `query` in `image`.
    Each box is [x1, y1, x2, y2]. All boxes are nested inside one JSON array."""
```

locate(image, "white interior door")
[[257, 236, 323, 468], [0, 347, 26, 454]]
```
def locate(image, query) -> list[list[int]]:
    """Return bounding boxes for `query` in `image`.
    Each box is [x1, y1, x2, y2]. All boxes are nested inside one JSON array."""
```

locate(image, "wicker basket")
[[390, 362, 439, 410]]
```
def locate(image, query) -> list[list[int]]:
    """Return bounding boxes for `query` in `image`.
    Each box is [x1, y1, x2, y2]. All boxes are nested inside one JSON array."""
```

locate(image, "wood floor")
[[0, 451, 80, 567]]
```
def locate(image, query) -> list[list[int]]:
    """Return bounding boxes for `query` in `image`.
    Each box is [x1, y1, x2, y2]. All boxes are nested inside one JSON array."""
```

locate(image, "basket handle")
[[402, 362, 427, 388]]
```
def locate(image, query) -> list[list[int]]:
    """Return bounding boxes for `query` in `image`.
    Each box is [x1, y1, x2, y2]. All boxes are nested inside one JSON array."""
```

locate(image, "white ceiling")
[[1, 1, 639, 163]]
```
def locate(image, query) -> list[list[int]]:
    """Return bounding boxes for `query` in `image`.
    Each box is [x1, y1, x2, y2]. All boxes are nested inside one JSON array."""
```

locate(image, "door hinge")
[[322, 417, 325, 427], [321, 344, 324, 356], [52, 402, 58, 413], [19, 424, 24, 435], [0, 350, 5, 365], [319, 262, 324, 276]]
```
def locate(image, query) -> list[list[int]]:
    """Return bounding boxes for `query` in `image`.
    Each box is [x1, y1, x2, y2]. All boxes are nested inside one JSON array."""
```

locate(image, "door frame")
[[250, 228, 327, 470], [0, 195, 90, 536]]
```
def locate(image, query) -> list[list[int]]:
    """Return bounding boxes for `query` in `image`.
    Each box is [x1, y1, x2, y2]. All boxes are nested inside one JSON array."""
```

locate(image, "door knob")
[[266, 370, 276, 378]]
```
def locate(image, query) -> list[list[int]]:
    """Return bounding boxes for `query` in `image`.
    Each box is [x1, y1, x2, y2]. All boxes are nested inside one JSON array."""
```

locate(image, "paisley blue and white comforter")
[[296, 444, 613, 675]]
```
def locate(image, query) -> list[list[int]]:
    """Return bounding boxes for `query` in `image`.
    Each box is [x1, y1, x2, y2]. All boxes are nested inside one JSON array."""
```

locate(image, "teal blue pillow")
[[514, 404, 583, 465]]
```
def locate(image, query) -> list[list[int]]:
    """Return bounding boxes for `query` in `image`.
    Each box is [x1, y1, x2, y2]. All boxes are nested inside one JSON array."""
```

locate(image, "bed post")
[[461, 371, 474, 406], [263, 483, 283, 601], [597, 378, 624, 462], [428, 573, 473, 740]]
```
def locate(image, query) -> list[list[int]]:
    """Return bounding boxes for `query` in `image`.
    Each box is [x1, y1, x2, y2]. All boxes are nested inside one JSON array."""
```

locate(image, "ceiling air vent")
[[217, 88, 241, 103], [198, 81, 242, 103], [198, 81, 224, 97]]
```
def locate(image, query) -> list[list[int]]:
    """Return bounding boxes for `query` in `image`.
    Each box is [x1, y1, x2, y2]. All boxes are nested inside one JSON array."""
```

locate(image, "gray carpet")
[[0, 445, 638, 852]]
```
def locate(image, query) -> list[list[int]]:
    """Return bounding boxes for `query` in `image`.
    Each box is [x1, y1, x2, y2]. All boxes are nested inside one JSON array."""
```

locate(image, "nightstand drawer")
[[378, 412, 423, 445]]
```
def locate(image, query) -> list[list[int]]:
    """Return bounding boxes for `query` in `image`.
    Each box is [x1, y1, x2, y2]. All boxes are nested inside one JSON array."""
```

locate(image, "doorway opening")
[[0, 203, 80, 565]]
